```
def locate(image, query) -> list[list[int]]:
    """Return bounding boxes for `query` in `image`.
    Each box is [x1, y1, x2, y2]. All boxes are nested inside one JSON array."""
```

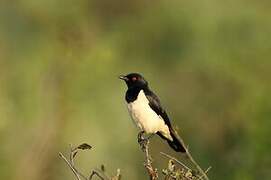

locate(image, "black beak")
[[119, 75, 128, 81]]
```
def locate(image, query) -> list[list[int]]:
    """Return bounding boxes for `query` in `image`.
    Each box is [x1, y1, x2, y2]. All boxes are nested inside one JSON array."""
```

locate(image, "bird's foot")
[[137, 131, 155, 152], [138, 131, 147, 145], [138, 131, 155, 142], [138, 131, 149, 151]]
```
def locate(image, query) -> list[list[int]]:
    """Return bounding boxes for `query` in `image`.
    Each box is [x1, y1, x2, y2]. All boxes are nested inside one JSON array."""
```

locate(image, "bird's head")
[[119, 73, 148, 89]]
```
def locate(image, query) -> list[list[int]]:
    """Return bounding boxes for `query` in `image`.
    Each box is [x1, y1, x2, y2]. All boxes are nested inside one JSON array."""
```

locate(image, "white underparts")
[[127, 90, 173, 141]]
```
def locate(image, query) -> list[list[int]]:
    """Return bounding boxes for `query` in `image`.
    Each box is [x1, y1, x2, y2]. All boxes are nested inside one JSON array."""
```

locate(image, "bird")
[[119, 73, 186, 152]]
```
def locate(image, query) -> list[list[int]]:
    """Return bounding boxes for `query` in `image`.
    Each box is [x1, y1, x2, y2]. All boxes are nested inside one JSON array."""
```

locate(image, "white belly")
[[127, 90, 172, 140]]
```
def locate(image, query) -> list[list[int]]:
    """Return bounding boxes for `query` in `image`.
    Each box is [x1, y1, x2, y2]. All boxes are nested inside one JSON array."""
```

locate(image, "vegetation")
[[60, 135, 211, 180], [0, 0, 271, 179]]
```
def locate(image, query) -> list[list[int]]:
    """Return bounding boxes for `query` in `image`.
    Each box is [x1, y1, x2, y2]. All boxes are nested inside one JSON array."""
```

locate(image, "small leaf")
[[101, 164, 105, 172], [72, 151, 78, 158], [77, 143, 92, 150]]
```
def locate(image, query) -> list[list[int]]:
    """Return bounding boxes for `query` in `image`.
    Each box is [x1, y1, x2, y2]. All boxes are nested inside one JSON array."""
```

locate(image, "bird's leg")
[[138, 131, 150, 151], [138, 131, 146, 145], [138, 131, 155, 141], [137, 131, 155, 152], [137, 131, 158, 179]]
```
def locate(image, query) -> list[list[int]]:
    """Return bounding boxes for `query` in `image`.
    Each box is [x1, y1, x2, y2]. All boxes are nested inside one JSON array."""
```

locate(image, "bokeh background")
[[1, 0, 271, 179]]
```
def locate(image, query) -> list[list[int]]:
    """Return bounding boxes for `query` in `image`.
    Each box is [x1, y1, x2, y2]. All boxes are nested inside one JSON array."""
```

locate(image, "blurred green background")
[[0, 0, 271, 179]]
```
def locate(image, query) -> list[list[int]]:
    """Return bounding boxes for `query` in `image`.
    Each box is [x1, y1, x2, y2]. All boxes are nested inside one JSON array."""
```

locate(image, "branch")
[[59, 143, 121, 180], [161, 151, 211, 180], [136, 130, 210, 180], [59, 152, 84, 180], [138, 131, 158, 180], [173, 130, 210, 180]]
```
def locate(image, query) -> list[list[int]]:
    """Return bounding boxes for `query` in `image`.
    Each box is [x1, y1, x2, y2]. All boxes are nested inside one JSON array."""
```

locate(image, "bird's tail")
[[157, 129, 186, 153], [168, 129, 186, 152]]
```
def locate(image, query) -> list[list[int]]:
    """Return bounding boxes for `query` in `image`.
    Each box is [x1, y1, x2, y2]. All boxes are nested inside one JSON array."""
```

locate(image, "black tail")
[[157, 129, 186, 153], [168, 129, 186, 152]]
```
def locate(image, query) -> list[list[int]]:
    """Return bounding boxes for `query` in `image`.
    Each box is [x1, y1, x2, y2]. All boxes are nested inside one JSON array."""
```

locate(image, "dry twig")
[[60, 131, 210, 180], [138, 131, 158, 180], [59, 143, 121, 180], [172, 130, 210, 180], [136, 129, 210, 180], [161, 151, 211, 180]]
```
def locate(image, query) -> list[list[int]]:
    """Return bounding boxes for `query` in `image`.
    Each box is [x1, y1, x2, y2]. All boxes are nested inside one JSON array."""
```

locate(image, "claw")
[[138, 131, 145, 143]]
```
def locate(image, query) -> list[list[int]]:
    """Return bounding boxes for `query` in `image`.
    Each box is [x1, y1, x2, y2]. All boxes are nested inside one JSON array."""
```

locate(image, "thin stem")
[[173, 130, 209, 180], [60, 143, 120, 180], [138, 131, 158, 180], [59, 152, 83, 180], [89, 170, 104, 180], [198, 166, 212, 180]]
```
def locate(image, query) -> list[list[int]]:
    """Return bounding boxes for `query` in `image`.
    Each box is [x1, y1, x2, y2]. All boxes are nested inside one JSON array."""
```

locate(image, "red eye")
[[132, 77, 137, 81]]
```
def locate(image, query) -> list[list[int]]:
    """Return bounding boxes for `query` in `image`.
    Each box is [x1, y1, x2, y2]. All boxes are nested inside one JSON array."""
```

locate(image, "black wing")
[[144, 89, 172, 128], [145, 89, 186, 152]]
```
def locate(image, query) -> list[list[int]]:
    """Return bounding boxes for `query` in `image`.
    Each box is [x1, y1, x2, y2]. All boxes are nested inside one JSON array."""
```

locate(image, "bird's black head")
[[119, 73, 148, 89]]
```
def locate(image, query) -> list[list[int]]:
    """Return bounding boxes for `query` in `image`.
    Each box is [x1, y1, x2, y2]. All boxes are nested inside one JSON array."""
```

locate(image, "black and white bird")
[[119, 73, 186, 152]]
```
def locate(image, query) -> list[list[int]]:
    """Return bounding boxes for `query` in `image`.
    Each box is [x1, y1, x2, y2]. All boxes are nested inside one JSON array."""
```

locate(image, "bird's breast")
[[126, 90, 170, 136]]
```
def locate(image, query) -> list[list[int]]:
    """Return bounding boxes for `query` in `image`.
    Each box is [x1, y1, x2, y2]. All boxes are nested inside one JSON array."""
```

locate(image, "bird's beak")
[[119, 75, 128, 81]]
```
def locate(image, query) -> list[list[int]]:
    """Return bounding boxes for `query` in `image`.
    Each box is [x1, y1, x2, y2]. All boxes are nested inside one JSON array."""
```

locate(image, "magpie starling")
[[119, 73, 186, 152]]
